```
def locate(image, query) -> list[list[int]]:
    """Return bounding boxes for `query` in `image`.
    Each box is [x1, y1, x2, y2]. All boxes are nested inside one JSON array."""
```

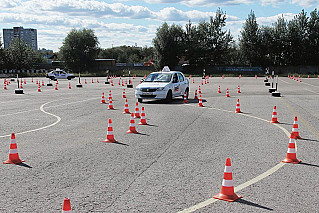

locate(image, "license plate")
[[142, 92, 153, 95]]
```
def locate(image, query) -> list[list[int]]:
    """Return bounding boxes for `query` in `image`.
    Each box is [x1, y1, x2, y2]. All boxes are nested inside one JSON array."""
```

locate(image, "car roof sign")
[[162, 66, 170, 72]]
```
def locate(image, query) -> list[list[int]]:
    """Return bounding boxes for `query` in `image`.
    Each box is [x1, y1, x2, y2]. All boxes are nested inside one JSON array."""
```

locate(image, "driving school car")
[[135, 66, 189, 103], [46, 68, 75, 80]]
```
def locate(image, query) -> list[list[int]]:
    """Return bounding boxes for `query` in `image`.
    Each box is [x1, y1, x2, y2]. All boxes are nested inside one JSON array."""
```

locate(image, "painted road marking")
[[178, 103, 290, 213]]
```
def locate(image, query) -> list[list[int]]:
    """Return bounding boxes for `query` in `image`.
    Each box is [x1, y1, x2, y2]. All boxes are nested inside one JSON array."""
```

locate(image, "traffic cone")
[[139, 107, 148, 125], [91, 78, 94, 83], [42, 80, 44, 86], [192, 78, 194, 84], [36, 79, 38, 84], [111, 80, 114, 86], [123, 99, 130, 114], [201, 79, 203, 85], [183, 92, 188, 103], [198, 95, 203, 107], [3, 133, 25, 164], [207, 78, 209, 84], [198, 86, 201, 94], [108, 98, 114, 110], [217, 85, 221, 93], [291, 116, 302, 139], [239, 74, 241, 79], [237, 85, 241, 93], [222, 74, 225, 79], [102, 119, 117, 143], [62, 198, 71, 212], [134, 102, 141, 118], [85, 79, 87, 84], [125, 79, 127, 85], [308, 75, 310, 79], [118, 79, 121, 85], [31, 77, 33, 83], [235, 99, 242, 113], [127, 113, 138, 133], [270, 106, 279, 123], [282, 132, 301, 164], [226, 88, 230, 97], [56, 79, 59, 84], [97, 78, 99, 83], [204, 79, 207, 84], [213, 158, 242, 202], [4, 82, 7, 90], [20, 81, 23, 89], [255, 74, 257, 79], [194, 90, 198, 99], [122, 89, 126, 98], [24, 79, 26, 84], [38, 84, 41, 92], [108, 90, 112, 100], [122, 80, 124, 86], [101, 92, 106, 104], [55, 83, 58, 90], [68, 82, 71, 89]]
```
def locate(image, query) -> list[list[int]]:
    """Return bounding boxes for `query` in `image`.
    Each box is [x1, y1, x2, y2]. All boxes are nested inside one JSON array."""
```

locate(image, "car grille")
[[140, 95, 156, 98], [141, 88, 157, 92]]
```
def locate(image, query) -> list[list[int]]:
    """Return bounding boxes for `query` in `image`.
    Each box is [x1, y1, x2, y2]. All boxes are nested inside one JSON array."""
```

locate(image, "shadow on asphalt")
[[235, 198, 273, 211], [16, 162, 32, 168], [135, 132, 150, 136], [299, 162, 319, 168], [113, 141, 129, 146], [300, 138, 319, 142], [141, 99, 203, 105], [278, 122, 293, 125]]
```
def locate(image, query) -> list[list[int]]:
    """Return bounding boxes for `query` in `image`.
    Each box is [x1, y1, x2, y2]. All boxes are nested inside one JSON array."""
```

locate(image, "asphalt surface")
[[0, 75, 318, 212]]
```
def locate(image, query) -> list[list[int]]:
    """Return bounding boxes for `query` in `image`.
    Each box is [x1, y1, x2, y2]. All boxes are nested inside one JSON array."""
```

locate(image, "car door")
[[171, 73, 180, 97], [178, 73, 187, 94]]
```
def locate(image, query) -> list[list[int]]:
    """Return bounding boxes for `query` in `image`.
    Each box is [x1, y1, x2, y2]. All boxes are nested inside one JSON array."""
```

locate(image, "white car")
[[135, 66, 189, 103], [46, 68, 75, 81]]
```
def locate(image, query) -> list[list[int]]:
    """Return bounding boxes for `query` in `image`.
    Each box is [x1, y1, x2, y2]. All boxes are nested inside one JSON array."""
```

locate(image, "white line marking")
[[178, 105, 290, 213], [0, 100, 61, 138]]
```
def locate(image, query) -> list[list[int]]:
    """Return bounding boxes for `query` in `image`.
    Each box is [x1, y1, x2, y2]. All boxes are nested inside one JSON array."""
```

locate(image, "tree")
[[272, 16, 289, 66], [60, 28, 99, 72], [240, 11, 263, 66], [308, 9, 319, 65], [5, 37, 35, 70], [153, 23, 184, 69], [0, 36, 5, 69]]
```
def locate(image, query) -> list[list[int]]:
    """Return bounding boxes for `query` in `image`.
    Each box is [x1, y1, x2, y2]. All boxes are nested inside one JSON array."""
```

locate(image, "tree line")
[[1, 8, 318, 72], [153, 9, 319, 69]]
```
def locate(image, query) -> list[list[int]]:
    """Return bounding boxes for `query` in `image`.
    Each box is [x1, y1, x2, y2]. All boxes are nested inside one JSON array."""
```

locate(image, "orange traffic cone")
[[122, 80, 124, 86], [36, 79, 38, 84], [139, 107, 148, 125], [108, 98, 114, 110], [3, 133, 25, 164], [31, 77, 33, 83], [255, 74, 257, 79], [282, 132, 301, 164], [62, 198, 71, 212], [127, 113, 138, 133], [101, 92, 106, 104], [270, 106, 279, 123], [4, 82, 7, 90], [123, 99, 130, 114], [118, 79, 121, 85], [85, 79, 87, 84], [97, 78, 99, 83], [235, 99, 242, 113], [134, 102, 141, 118], [24, 79, 26, 84], [20, 81, 23, 89], [192, 78, 194, 84], [237, 85, 241, 93], [198, 86, 201, 94], [38, 84, 41, 92], [198, 95, 203, 107], [56, 79, 59, 84], [226, 88, 230, 97], [201, 79, 203, 85], [122, 89, 126, 98], [183, 92, 188, 103], [108, 90, 112, 100], [194, 90, 198, 100], [111, 80, 114, 86], [91, 78, 94, 83], [55, 83, 58, 90], [291, 116, 302, 139], [213, 158, 242, 202], [102, 119, 117, 143], [217, 85, 221, 93], [42, 80, 44, 86]]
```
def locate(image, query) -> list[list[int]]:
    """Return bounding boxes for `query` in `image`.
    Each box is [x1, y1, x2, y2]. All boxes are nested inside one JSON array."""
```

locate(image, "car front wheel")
[[165, 90, 172, 103], [138, 98, 143, 103]]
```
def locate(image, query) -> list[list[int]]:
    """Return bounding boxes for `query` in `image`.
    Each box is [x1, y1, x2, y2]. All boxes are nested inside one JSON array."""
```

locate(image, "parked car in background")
[[46, 68, 75, 80]]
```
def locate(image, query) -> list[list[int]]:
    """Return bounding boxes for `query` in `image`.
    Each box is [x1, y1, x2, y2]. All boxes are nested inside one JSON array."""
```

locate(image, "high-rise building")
[[3, 27, 38, 50]]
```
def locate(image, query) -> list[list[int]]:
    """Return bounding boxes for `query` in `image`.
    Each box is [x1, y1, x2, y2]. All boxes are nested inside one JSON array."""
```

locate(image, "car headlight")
[[157, 87, 165, 91]]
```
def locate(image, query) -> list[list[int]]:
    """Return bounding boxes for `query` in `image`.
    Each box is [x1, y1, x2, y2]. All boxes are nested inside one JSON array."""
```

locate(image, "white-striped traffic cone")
[[183, 92, 188, 103], [198, 95, 203, 107], [235, 99, 242, 113], [270, 106, 279, 123], [102, 119, 117, 143], [282, 132, 301, 164], [3, 133, 25, 164], [101, 92, 106, 104], [123, 99, 130, 114], [139, 107, 148, 125], [127, 113, 138, 133], [226, 88, 230, 97], [291, 116, 302, 139], [108, 98, 114, 110], [134, 102, 141, 118], [213, 158, 242, 202]]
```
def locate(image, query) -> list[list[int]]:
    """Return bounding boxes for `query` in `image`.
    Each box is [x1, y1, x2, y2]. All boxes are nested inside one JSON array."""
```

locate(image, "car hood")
[[137, 82, 168, 88]]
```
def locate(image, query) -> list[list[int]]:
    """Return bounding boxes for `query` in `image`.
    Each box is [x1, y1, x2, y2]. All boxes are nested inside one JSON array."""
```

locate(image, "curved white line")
[[0, 100, 61, 138], [178, 104, 290, 213]]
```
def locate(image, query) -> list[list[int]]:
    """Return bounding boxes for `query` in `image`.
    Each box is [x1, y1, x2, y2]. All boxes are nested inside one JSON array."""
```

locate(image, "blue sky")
[[1, 0, 318, 52]]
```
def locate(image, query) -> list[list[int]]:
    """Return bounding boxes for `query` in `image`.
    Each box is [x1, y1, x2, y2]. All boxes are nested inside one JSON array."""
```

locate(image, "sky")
[[0, 0, 318, 52]]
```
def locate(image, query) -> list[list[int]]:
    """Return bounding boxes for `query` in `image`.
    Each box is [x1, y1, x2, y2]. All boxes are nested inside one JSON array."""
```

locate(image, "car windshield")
[[144, 73, 172, 82]]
